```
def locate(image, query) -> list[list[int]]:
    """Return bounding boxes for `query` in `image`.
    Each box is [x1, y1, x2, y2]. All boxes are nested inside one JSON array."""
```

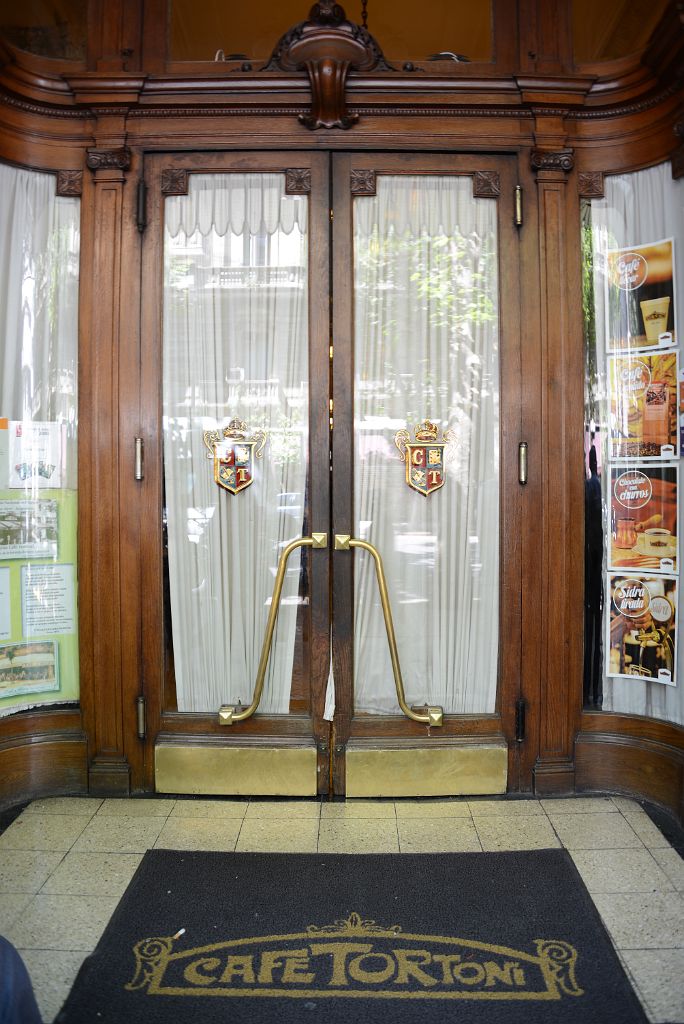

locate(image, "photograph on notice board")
[[607, 574, 677, 685], [609, 351, 678, 460], [0, 640, 59, 699], [609, 464, 678, 573], [606, 238, 676, 352]]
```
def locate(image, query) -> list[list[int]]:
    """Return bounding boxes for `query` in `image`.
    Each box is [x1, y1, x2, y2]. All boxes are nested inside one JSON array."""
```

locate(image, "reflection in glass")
[[353, 175, 499, 715], [169, 0, 491, 63], [0, 0, 86, 60], [0, 163, 80, 716], [163, 174, 309, 714]]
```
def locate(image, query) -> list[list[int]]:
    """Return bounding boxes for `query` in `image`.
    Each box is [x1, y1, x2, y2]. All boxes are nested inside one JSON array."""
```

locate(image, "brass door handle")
[[218, 533, 328, 725], [334, 534, 444, 727]]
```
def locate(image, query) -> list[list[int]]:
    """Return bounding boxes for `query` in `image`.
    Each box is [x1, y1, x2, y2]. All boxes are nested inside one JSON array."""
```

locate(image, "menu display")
[[609, 352, 678, 460], [606, 239, 676, 352], [606, 238, 680, 687]]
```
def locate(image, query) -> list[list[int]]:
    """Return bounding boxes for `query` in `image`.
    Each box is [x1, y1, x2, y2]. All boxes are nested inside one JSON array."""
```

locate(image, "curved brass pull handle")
[[218, 533, 328, 725], [335, 534, 444, 727]]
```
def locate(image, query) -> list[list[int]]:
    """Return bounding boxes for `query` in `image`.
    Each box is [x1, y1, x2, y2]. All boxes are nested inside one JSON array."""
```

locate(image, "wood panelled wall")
[[0, 0, 682, 820]]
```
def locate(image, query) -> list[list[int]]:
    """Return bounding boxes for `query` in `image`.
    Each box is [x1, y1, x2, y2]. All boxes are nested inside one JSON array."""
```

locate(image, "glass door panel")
[[352, 174, 500, 716], [162, 173, 311, 716]]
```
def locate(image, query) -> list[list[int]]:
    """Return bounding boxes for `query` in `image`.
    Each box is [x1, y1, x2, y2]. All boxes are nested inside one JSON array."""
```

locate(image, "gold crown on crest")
[[224, 418, 248, 439], [414, 419, 439, 442]]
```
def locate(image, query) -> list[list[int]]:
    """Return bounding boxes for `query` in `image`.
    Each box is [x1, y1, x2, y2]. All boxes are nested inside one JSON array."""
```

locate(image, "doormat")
[[56, 849, 646, 1023]]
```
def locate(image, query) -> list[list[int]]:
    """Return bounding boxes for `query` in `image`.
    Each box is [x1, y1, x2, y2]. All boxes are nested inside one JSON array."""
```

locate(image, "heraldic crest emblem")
[[394, 419, 455, 496], [203, 418, 267, 495]]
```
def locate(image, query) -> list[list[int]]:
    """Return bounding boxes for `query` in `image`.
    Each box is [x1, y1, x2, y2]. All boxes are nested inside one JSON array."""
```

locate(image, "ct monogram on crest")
[[202, 418, 267, 494], [394, 420, 455, 496]]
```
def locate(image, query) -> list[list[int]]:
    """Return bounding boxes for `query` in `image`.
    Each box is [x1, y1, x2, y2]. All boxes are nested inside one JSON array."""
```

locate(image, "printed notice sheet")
[[21, 564, 75, 637]]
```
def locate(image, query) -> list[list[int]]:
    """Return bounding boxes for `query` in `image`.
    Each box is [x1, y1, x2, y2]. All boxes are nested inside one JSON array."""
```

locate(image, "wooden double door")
[[139, 150, 523, 797]]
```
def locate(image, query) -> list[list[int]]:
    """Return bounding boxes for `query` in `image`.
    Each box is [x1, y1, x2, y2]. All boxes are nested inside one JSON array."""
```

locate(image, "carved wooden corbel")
[[86, 147, 131, 171], [265, 1, 392, 130], [530, 148, 574, 173]]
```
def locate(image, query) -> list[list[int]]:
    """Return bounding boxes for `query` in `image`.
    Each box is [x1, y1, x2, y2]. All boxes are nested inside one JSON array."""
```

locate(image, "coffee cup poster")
[[609, 351, 678, 460], [605, 238, 676, 353], [607, 575, 677, 685], [609, 465, 678, 574]]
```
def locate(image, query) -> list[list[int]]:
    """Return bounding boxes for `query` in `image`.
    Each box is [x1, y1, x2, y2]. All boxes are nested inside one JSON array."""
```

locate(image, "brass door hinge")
[[136, 696, 146, 740]]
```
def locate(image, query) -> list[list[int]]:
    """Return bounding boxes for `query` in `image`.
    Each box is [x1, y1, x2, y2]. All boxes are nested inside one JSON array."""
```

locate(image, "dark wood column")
[[79, 121, 132, 794], [530, 131, 584, 794]]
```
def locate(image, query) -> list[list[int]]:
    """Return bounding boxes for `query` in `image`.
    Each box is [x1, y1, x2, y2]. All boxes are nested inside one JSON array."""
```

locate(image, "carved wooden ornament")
[[266, 1, 392, 130]]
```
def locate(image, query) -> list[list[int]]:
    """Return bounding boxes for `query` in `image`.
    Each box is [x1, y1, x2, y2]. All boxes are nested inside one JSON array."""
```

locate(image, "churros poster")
[[606, 238, 676, 352], [609, 465, 678, 573], [607, 574, 677, 685], [609, 351, 678, 460]]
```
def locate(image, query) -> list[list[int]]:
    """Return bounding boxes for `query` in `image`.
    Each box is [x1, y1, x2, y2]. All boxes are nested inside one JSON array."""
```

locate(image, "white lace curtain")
[[163, 174, 309, 714], [0, 164, 80, 474], [588, 162, 684, 725], [352, 175, 500, 714]]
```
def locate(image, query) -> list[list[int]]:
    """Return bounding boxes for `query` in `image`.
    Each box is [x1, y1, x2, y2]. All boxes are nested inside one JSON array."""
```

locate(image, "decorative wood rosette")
[[161, 169, 189, 195], [350, 169, 377, 195], [673, 122, 684, 180], [530, 148, 575, 173], [578, 171, 604, 198], [285, 169, 312, 194], [265, 0, 393, 130], [473, 170, 500, 198], [56, 170, 83, 196]]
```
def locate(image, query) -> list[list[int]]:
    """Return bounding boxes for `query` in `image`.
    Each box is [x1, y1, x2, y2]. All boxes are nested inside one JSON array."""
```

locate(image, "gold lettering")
[[281, 955, 315, 985], [513, 966, 526, 986], [393, 949, 437, 987], [308, 943, 372, 987], [412, 449, 425, 466], [483, 961, 518, 988], [428, 470, 441, 485], [453, 962, 486, 985], [236, 467, 248, 483], [219, 955, 256, 984], [348, 953, 395, 985], [183, 957, 221, 987], [432, 954, 463, 984], [257, 951, 285, 984]]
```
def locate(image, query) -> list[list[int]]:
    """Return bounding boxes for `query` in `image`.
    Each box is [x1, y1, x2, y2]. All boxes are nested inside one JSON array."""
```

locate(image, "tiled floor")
[[0, 794, 682, 1023]]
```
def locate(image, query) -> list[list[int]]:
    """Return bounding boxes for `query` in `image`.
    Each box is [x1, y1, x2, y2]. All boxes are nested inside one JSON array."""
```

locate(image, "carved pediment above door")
[[265, 1, 393, 130]]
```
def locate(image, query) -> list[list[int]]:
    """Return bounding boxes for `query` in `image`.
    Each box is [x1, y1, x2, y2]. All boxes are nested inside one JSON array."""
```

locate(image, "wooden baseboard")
[[87, 759, 131, 796], [533, 759, 576, 795], [0, 732, 87, 811], [575, 731, 684, 824]]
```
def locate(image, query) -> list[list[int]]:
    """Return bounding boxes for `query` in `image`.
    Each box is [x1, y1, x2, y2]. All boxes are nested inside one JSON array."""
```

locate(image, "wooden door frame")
[[137, 150, 333, 793], [330, 152, 524, 793]]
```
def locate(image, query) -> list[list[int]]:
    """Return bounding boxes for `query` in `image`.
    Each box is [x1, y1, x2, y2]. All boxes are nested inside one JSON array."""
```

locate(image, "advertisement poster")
[[8, 421, 65, 490], [0, 640, 58, 699], [609, 464, 678, 573], [606, 238, 676, 352], [609, 351, 678, 460], [607, 574, 677, 685], [0, 499, 58, 560]]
